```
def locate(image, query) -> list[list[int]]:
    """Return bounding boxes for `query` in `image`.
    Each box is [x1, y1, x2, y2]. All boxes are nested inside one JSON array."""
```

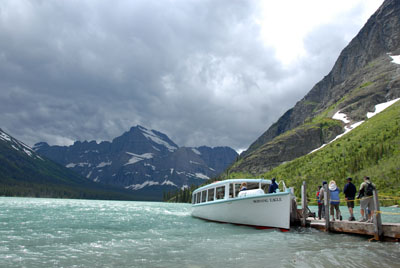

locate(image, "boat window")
[[201, 190, 207, 203], [208, 188, 214, 202], [192, 194, 195, 204], [234, 183, 241, 196], [216, 186, 225, 200], [229, 184, 235, 198], [261, 183, 270, 193], [247, 183, 260, 190], [196, 192, 201, 203]]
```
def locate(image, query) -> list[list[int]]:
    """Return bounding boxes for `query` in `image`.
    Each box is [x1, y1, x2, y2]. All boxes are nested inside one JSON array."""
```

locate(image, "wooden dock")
[[295, 181, 400, 242], [306, 217, 400, 241]]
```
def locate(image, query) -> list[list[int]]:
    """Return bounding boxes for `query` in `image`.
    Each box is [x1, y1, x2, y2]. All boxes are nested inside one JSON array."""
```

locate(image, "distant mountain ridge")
[[231, 0, 400, 175], [34, 125, 238, 199], [0, 128, 141, 200]]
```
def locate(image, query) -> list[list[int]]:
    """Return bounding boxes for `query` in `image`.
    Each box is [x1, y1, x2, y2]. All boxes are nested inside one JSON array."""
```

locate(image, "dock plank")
[[306, 218, 400, 240]]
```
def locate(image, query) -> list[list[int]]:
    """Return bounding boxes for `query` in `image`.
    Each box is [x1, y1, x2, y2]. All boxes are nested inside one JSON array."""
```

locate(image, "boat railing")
[[278, 180, 287, 192]]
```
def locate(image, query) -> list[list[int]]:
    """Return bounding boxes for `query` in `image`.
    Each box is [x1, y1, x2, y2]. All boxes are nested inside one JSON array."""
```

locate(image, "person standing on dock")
[[329, 180, 342, 221], [319, 181, 327, 219], [343, 177, 356, 221], [357, 176, 376, 223], [316, 186, 324, 220]]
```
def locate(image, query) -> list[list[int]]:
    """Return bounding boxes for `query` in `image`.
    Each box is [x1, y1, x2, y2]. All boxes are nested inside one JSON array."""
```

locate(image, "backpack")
[[365, 183, 374, 196], [316, 191, 321, 204]]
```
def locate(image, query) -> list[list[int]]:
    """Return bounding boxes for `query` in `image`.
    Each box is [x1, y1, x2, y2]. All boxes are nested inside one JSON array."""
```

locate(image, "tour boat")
[[191, 178, 294, 230]]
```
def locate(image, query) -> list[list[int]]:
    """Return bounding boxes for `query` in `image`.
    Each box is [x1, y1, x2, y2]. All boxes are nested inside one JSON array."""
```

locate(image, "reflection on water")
[[0, 197, 399, 268]]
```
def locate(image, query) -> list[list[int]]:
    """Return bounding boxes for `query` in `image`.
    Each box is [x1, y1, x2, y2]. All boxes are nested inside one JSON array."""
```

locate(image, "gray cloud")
[[0, 0, 383, 151]]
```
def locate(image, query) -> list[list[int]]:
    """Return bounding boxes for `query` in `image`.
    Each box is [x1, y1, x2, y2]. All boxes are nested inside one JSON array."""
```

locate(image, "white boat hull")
[[191, 192, 292, 229]]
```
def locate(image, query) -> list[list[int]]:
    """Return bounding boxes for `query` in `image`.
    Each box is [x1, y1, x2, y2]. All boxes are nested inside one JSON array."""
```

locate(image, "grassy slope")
[[228, 101, 400, 204]]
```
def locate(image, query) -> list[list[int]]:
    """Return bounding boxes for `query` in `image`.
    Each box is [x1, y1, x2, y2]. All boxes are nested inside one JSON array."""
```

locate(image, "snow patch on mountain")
[[332, 111, 350, 124], [0, 129, 41, 159], [125, 179, 179, 190], [139, 126, 177, 152], [23, 148, 33, 157], [161, 180, 177, 186], [66, 162, 91, 168], [310, 98, 400, 154], [192, 148, 201, 155], [125, 152, 154, 165], [367, 98, 400, 118], [309, 120, 364, 154], [96, 161, 112, 168], [390, 55, 400, 64], [181, 185, 189, 190], [0, 132, 11, 142], [144, 163, 156, 170], [195, 173, 210, 180], [125, 180, 160, 190]]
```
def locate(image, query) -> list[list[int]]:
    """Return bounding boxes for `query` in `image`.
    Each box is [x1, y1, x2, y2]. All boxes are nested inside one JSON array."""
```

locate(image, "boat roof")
[[193, 178, 271, 194]]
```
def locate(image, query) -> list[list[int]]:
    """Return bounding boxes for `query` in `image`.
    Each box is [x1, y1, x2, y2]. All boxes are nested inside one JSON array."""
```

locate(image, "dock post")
[[301, 181, 307, 227], [372, 188, 383, 241], [324, 183, 330, 232]]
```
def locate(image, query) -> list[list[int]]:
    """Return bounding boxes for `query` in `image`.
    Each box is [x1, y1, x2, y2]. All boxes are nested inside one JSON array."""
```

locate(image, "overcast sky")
[[0, 0, 384, 152]]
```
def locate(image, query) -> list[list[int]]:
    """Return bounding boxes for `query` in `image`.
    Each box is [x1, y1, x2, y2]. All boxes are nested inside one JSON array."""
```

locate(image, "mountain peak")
[[1, 129, 43, 160], [33, 142, 50, 151], [34, 125, 237, 200]]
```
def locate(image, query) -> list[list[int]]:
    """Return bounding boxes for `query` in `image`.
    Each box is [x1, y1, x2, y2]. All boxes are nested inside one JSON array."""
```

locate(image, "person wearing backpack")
[[357, 176, 376, 222], [316, 185, 325, 220]]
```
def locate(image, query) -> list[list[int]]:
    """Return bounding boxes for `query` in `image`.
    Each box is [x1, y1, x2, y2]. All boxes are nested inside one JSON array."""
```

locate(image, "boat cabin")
[[192, 179, 274, 205]]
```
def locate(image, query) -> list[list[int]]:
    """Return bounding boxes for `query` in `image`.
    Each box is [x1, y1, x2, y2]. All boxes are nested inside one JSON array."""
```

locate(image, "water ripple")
[[0, 197, 399, 268]]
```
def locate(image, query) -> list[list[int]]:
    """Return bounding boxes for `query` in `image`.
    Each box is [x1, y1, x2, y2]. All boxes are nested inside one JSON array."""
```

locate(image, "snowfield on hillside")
[[309, 98, 400, 154]]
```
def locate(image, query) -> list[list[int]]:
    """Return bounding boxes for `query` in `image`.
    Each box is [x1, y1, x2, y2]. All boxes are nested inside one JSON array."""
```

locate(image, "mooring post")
[[324, 183, 330, 232], [301, 181, 307, 227], [372, 188, 383, 240]]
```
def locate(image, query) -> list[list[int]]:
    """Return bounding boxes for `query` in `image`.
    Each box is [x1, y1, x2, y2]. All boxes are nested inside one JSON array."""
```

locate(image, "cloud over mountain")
[[0, 0, 383, 151]]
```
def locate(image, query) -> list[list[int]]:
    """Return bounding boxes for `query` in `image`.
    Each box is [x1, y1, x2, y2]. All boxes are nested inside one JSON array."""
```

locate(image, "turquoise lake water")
[[0, 197, 399, 268]]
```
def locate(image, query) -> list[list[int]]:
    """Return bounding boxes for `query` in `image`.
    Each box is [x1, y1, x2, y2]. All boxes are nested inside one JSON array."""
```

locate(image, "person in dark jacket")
[[319, 181, 327, 202], [268, 178, 279, 193], [343, 177, 357, 221]]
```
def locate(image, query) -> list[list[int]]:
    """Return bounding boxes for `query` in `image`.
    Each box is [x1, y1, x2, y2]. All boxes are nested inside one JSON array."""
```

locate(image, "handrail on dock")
[[298, 181, 400, 242]]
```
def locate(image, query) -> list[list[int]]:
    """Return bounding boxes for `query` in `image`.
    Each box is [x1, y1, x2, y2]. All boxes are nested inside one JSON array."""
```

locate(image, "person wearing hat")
[[329, 180, 342, 221], [343, 177, 356, 221], [268, 178, 279, 193]]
